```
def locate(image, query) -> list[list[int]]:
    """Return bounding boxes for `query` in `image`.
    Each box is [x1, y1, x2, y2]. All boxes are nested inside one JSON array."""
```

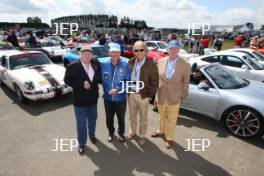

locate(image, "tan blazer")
[[156, 56, 190, 105]]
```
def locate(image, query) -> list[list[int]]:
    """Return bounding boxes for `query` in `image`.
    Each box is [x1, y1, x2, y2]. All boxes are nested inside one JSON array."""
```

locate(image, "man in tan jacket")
[[151, 40, 190, 149]]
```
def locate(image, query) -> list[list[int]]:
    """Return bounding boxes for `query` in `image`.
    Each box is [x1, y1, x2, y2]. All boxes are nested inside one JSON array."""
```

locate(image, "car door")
[[181, 79, 221, 119], [0, 56, 12, 88], [219, 55, 256, 80]]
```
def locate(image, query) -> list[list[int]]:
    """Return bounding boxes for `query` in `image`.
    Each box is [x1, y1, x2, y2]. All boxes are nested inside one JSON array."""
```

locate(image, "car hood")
[[9, 64, 66, 87]]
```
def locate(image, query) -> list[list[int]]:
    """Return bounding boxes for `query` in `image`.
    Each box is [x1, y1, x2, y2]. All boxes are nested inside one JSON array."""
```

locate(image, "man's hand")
[[84, 81, 91, 89], [109, 88, 118, 96]]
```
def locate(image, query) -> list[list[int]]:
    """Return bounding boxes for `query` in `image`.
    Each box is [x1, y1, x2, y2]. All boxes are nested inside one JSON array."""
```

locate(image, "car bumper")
[[23, 87, 72, 101]]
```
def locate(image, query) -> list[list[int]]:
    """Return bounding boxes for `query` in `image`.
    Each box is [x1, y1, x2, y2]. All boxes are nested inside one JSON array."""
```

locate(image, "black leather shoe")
[[78, 146, 85, 155], [108, 135, 113, 143], [119, 135, 125, 143], [90, 136, 97, 144]]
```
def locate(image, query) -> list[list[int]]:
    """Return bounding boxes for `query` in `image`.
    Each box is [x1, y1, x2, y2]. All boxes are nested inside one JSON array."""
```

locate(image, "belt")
[[129, 89, 140, 94]]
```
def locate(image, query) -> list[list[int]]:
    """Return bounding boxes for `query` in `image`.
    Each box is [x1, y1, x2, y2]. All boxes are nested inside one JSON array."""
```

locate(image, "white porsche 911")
[[0, 50, 72, 102]]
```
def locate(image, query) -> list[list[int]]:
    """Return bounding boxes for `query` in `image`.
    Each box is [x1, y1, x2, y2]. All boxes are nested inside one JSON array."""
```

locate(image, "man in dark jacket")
[[7, 30, 19, 48], [64, 46, 100, 155]]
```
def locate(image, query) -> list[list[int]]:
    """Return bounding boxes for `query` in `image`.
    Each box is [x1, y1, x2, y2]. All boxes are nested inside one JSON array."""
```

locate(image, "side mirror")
[[241, 64, 249, 70], [198, 81, 210, 91]]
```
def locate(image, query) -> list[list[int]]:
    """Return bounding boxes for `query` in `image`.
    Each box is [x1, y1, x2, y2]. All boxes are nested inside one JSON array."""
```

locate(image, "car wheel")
[[0, 78, 3, 86], [224, 107, 264, 138], [63, 59, 69, 67], [15, 84, 26, 103]]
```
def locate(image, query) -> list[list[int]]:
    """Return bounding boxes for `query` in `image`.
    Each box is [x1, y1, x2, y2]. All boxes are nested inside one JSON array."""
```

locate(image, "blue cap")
[[168, 40, 181, 49], [109, 43, 121, 52]]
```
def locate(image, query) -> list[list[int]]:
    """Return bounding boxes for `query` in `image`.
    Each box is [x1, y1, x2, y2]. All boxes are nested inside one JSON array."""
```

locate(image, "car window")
[[220, 55, 244, 68], [242, 55, 264, 70], [253, 51, 264, 61], [92, 47, 109, 58], [146, 42, 157, 48], [202, 56, 220, 63], [189, 71, 214, 88], [9, 53, 51, 70], [157, 42, 168, 49], [204, 64, 249, 89], [0, 57, 7, 68], [0, 43, 15, 50]]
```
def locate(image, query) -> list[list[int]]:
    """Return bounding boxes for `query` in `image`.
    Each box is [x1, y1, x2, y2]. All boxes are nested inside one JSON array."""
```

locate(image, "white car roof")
[[200, 51, 247, 58], [2, 50, 44, 57], [227, 48, 255, 53]]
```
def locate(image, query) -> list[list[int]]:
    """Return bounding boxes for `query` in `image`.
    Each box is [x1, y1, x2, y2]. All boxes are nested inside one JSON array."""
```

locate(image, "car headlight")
[[24, 81, 35, 90]]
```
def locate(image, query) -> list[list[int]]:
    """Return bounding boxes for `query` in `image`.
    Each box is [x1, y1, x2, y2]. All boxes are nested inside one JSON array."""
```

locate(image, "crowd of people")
[[1, 27, 264, 58]]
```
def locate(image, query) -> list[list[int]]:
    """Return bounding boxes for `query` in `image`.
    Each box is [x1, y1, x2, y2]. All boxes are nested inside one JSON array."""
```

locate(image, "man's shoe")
[[125, 133, 136, 140], [78, 146, 85, 155], [90, 137, 97, 144], [118, 135, 125, 143], [138, 138, 146, 146], [165, 140, 173, 149], [108, 135, 113, 143], [151, 132, 163, 138]]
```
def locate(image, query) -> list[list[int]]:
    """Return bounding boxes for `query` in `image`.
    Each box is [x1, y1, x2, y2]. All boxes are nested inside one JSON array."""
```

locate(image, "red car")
[[122, 45, 167, 62], [64, 38, 93, 48]]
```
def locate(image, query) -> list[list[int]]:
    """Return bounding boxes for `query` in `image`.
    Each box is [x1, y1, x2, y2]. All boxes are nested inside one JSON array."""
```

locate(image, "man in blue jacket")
[[100, 43, 130, 143]]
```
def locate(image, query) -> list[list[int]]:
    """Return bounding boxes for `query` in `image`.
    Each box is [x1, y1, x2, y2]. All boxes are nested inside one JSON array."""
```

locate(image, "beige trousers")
[[128, 93, 149, 137]]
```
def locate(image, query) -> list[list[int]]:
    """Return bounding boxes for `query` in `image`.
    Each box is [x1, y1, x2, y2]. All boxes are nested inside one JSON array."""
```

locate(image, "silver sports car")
[[181, 63, 264, 138]]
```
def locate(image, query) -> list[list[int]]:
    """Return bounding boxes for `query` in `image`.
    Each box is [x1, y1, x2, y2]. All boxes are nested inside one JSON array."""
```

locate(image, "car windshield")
[[157, 42, 168, 49], [242, 55, 264, 70], [9, 53, 51, 70], [204, 64, 249, 89], [41, 41, 60, 47], [0, 43, 15, 50], [92, 46, 109, 58], [253, 51, 264, 61]]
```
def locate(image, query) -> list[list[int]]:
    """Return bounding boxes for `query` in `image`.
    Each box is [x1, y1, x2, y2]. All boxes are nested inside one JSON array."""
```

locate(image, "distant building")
[[209, 25, 234, 33]]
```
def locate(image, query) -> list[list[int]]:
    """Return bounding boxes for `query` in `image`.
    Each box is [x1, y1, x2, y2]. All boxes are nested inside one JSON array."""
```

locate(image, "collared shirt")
[[81, 61, 94, 81], [131, 57, 146, 92], [165, 57, 178, 80]]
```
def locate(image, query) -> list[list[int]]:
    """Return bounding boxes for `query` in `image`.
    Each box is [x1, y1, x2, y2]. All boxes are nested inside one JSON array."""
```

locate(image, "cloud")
[[0, 0, 263, 28]]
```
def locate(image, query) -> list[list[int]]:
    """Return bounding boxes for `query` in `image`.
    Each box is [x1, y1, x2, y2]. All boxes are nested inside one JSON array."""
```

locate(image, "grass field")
[[221, 39, 234, 50]]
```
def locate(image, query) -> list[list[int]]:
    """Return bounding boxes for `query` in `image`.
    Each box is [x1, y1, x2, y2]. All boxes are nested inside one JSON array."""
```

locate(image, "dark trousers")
[[104, 100, 126, 136], [74, 105, 97, 146]]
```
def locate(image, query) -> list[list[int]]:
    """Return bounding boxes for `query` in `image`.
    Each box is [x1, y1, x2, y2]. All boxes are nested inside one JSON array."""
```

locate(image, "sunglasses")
[[133, 49, 145, 52]]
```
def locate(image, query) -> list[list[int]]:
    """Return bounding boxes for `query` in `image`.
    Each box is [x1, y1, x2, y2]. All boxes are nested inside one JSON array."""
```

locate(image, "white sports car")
[[40, 39, 67, 60], [189, 51, 264, 82], [0, 50, 72, 102]]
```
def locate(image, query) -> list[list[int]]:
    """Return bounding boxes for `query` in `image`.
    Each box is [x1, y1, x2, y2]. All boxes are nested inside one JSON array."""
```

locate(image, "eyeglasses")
[[133, 49, 145, 52]]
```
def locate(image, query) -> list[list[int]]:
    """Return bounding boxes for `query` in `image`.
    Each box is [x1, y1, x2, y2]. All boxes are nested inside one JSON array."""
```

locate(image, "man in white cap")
[[100, 43, 130, 143], [151, 40, 190, 149]]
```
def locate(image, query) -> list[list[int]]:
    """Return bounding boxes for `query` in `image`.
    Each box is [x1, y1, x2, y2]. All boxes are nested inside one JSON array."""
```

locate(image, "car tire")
[[223, 107, 264, 138], [14, 84, 26, 103], [63, 59, 69, 67], [0, 78, 3, 86]]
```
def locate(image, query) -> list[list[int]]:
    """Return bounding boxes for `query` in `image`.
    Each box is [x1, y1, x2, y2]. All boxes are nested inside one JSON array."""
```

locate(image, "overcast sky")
[[0, 0, 263, 28]]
